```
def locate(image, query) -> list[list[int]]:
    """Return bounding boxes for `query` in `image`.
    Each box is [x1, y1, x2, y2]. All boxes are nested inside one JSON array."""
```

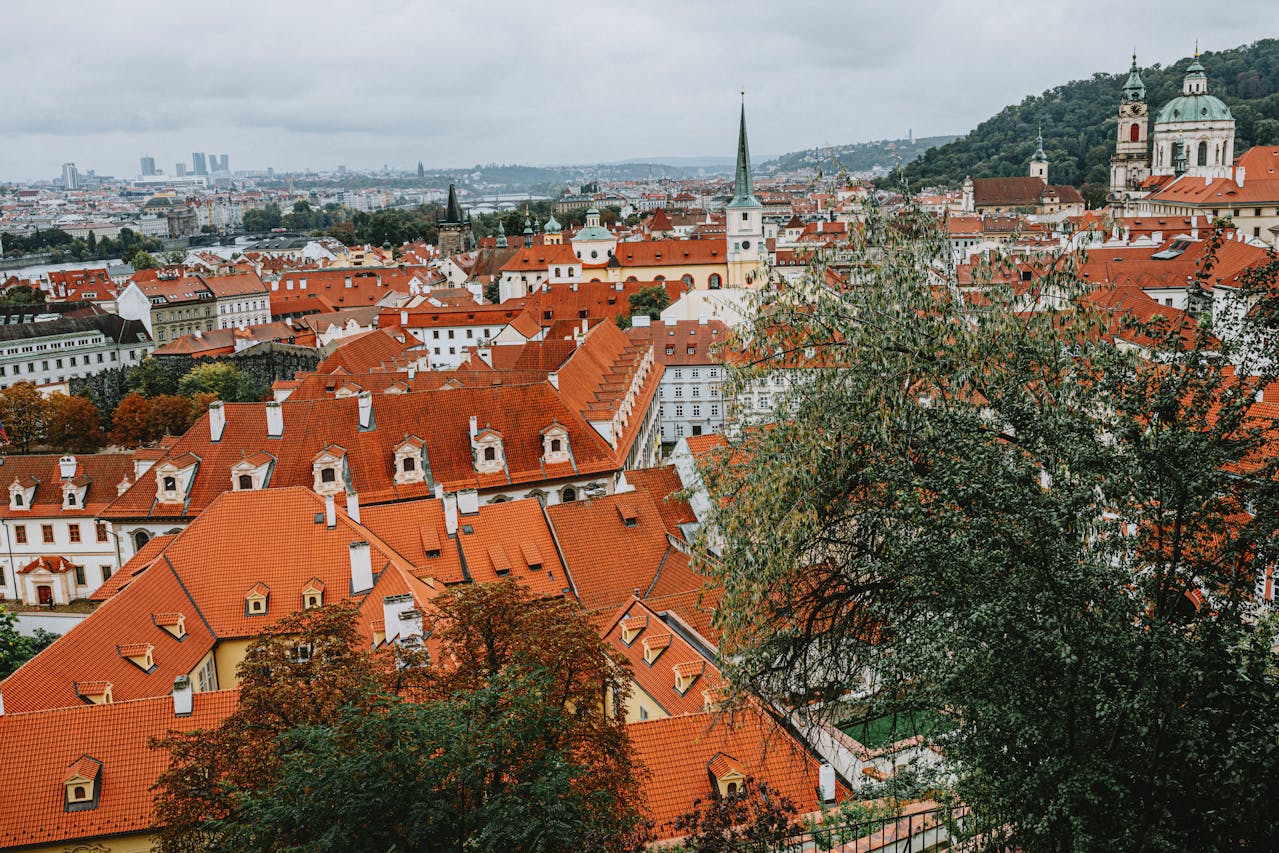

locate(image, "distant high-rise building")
[[60, 162, 80, 190], [140, 156, 157, 176], [219, 154, 230, 173], [176, 163, 188, 177], [417, 161, 425, 178], [192, 152, 208, 175], [338, 165, 347, 174]]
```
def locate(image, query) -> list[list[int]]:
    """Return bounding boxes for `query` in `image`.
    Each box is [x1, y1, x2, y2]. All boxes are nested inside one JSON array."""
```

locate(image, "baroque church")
[[1109, 50, 1236, 207]]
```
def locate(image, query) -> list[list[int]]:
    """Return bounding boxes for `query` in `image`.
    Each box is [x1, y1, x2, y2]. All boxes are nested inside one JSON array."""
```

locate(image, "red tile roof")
[[315, 328, 420, 373], [628, 704, 843, 837], [609, 238, 728, 268], [627, 319, 730, 366], [0, 692, 238, 850], [601, 597, 721, 717], [0, 453, 137, 520]]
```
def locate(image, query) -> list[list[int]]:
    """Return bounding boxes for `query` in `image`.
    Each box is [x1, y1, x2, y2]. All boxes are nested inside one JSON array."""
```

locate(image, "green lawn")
[[839, 710, 941, 749]]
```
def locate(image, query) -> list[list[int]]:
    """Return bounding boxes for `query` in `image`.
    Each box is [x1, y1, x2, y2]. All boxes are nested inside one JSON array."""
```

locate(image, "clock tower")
[[1109, 53, 1151, 207], [726, 99, 764, 288]]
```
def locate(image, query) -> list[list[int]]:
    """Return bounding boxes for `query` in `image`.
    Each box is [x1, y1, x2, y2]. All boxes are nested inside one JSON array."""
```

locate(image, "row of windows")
[[2, 336, 106, 357], [431, 327, 498, 340], [155, 306, 213, 322], [12, 521, 110, 545], [670, 403, 720, 419], [661, 385, 719, 399], [217, 299, 268, 313], [0, 349, 128, 377], [672, 368, 719, 380]]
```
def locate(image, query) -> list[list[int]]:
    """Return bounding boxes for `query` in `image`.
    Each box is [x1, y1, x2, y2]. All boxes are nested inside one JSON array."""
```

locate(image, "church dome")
[[1156, 93, 1232, 124]]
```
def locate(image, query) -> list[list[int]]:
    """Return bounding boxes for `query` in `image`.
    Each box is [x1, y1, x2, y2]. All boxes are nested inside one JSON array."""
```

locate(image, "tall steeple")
[[444, 182, 464, 223], [495, 219, 507, 249], [1029, 127, 1048, 182], [1122, 50, 1145, 102], [728, 96, 761, 210]]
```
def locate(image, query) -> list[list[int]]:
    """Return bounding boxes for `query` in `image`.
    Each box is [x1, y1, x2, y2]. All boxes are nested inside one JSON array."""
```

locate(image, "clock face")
[[741, 240, 751, 250]]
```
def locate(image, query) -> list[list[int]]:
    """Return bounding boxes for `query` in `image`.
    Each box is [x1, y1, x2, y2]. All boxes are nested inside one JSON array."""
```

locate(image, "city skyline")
[[2, 2, 1275, 182]]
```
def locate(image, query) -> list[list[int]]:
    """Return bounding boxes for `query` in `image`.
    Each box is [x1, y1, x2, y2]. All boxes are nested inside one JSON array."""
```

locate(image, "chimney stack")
[[698, 314, 708, 325], [399, 609, 423, 639], [172, 675, 193, 717], [357, 391, 374, 430], [0, 689, 5, 716], [1190, 215, 1199, 240], [382, 593, 414, 643], [631, 315, 650, 328], [547, 371, 559, 389], [1237, 166, 1247, 188], [349, 541, 373, 593], [469, 415, 478, 440], [407, 364, 417, 380], [457, 488, 480, 515], [400, 309, 408, 325], [208, 401, 226, 442], [442, 492, 459, 534], [325, 493, 336, 529], [345, 491, 361, 523], [58, 455, 77, 480], [266, 401, 284, 437]]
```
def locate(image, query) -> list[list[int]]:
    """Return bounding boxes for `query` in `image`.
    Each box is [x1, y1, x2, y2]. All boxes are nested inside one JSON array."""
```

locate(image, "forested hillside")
[[760, 135, 957, 176], [896, 39, 1279, 198]]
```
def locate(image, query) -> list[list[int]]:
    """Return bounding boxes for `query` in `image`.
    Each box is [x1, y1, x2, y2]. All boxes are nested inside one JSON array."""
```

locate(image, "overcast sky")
[[2, 1, 1273, 181]]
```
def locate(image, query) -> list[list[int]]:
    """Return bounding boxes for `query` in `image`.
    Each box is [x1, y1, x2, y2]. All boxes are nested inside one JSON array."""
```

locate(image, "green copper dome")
[[1156, 94, 1232, 124], [544, 215, 562, 234]]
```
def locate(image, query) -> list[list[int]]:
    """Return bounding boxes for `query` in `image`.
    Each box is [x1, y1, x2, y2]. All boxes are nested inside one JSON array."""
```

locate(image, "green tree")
[[153, 584, 645, 852], [0, 382, 51, 452], [698, 203, 1279, 850], [130, 250, 159, 270], [242, 203, 282, 233], [178, 362, 260, 402], [0, 607, 59, 678], [626, 284, 670, 323], [0, 284, 45, 305], [125, 357, 179, 397]]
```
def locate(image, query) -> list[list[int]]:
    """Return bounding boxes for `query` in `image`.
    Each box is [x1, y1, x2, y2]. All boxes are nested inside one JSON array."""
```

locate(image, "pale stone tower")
[[437, 183, 472, 256], [1151, 49, 1235, 179], [726, 98, 764, 288], [1110, 52, 1151, 204], [1029, 130, 1049, 182]]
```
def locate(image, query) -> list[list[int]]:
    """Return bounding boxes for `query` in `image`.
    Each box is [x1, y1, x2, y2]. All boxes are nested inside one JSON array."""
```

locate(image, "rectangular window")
[[96, 522, 108, 543], [14, 525, 26, 544], [102, 564, 112, 581], [69, 524, 81, 543], [42, 524, 54, 544], [74, 564, 85, 586], [692, 405, 701, 417], [433, 330, 439, 339]]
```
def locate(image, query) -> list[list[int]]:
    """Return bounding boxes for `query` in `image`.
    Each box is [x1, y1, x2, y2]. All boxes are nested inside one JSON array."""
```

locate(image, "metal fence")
[[770, 804, 972, 853]]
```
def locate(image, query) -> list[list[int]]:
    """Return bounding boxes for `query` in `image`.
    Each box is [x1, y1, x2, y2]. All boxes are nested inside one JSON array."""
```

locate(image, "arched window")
[[626, 275, 639, 282], [726, 782, 739, 797], [681, 274, 694, 286], [403, 457, 416, 472], [73, 786, 86, 800], [66, 492, 76, 506], [654, 275, 666, 282], [1198, 141, 1208, 167], [554, 267, 561, 277], [561, 486, 577, 503], [13, 493, 23, 507], [708, 273, 722, 290], [162, 476, 176, 491], [237, 474, 252, 490], [551, 438, 562, 452], [483, 447, 496, 462], [1129, 123, 1140, 143], [133, 530, 151, 551]]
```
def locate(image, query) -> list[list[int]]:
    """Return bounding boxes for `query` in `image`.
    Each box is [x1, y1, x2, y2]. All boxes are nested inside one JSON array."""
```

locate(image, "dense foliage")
[[761, 135, 957, 177], [698, 199, 1279, 850], [0, 606, 59, 678], [0, 226, 164, 265], [152, 583, 645, 852], [896, 39, 1279, 192]]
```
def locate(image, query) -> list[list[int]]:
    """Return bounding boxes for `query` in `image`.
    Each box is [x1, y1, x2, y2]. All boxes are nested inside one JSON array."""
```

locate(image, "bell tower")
[[726, 96, 764, 288], [1109, 52, 1151, 206], [1029, 129, 1048, 182]]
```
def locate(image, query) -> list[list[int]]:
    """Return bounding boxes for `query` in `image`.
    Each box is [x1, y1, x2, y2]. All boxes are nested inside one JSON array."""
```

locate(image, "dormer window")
[[620, 615, 647, 645], [394, 435, 429, 485], [245, 583, 270, 615], [617, 499, 639, 528], [707, 753, 747, 800], [154, 612, 187, 639], [642, 632, 671, 665], [119, 643, 155, 672], [541, 423, 571, 465], [403, 457, 416, 472], [312, 447, 346, 495], [66, 492, 77, 507], [321, 468, 336, 483], [12, 492, 22, 508], [238, 474, 252, 490], [674, 661, 705, 694], [74, 681, 113, 705], [64, 756, 102, 812], [472, 428, 505, 475], [163, 476, 175, 490], [302, 578, 325, 610], [9, 478, 36, 511]]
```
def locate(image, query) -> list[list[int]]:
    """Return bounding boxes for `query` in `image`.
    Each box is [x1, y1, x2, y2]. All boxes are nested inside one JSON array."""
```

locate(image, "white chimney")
[[0, 689, 5, 716], [325, 493, 337, 529], [357, 391, 374, 430], [349, 540, 373, 593], [614, 281, 623, 291], [469, 415, 478, 440], [442, 492, 459, 534], [407, 365, 417, 380], [631, 315, 650, 328], [457, 488, 480, 515], [399, 609, 423, 639], [382, 593, 414, 643], [208, 401, 226, 442], [172, 675, 193, 717], [345, 491, 361, 523], [58, 455, 77, 480], [266, 401, 284, 437], [1190, 214, 1199, 240], [400, 309, 408, 325], [547, 371, 559, 389], [819, 762, 836, 803], [570, 281, 578, 291], [477, 347, 492, 367], [1236, 166, 1246, 188], [698, 314, 708, 325]]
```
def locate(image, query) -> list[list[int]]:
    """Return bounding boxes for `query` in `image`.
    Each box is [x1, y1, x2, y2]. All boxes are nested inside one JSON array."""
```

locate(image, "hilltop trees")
[[152, 583, 645, 852], [697, 201, 1279, 850]]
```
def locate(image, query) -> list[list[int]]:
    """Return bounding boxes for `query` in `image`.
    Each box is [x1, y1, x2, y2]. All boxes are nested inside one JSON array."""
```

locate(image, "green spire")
[[544, 214, 562, 234], [1122, 51, 1145, 101], [728, 97, 761, 209], [1031, 128, 1047, 163], [496, 220, 507, 249]]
